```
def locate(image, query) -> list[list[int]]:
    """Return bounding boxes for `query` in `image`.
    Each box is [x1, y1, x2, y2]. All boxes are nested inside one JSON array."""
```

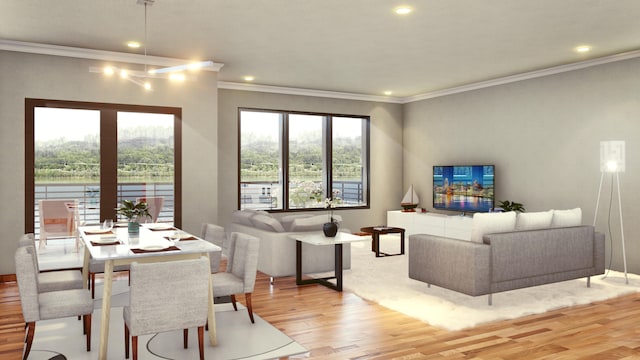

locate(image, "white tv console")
[[387, 210, 473, 240]]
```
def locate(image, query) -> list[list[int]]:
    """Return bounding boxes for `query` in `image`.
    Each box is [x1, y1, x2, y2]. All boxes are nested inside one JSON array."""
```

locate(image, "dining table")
[[79, 223, 221, 360]]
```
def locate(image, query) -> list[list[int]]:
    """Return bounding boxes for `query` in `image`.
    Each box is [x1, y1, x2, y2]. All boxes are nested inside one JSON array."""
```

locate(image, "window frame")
[[25, 98, 183, 232], [238, 107, 370, 212]]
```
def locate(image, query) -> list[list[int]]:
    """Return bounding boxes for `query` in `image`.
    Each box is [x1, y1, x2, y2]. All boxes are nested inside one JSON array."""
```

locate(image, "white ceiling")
[[2, 0, 640, 98]]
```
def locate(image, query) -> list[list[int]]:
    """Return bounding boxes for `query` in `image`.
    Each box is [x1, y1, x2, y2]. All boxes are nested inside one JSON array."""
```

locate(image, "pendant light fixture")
[[91, 0, 216, 90]]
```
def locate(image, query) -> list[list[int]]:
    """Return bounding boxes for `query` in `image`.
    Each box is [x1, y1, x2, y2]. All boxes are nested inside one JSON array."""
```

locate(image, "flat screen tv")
[[433, 165, 495, 213]]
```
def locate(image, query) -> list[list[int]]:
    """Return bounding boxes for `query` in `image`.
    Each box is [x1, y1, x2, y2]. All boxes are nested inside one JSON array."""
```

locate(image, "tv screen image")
[[433, 165, 495, 213]]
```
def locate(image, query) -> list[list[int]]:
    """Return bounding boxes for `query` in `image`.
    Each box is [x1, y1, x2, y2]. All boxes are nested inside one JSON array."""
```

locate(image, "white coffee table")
[[291, 232, 370, 291]]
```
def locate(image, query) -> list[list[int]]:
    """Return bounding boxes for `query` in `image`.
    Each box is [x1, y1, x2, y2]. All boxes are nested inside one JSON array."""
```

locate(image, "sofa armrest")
[[408, 234, 491, 296], [228, 222, 351, 277]]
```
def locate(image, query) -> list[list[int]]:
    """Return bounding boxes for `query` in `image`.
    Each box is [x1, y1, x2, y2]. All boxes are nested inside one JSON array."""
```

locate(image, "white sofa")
[[228, 210, 351, 279]]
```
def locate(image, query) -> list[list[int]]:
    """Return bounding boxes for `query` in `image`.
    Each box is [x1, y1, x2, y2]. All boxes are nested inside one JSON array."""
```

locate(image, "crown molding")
[[221, 49, 640, 104], [0, 39, 224, 71], [4, 39, 638, 103], [404, 49, 640, 103], [218, 81, 405, 103]]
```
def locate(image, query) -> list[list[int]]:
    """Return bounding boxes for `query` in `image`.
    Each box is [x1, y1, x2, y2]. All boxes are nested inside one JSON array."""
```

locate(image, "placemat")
[[130, 246, 180, 254], [164, 236, 198, 241], [84, 230, 115, 235], [90, 240, 121, 246]]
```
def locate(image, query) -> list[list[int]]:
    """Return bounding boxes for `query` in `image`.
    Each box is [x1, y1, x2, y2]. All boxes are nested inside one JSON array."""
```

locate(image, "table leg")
[[295, 240, 342, 291], [82, 247, 90, 290], [296, 240, 302, 285], [335, 244, 343, 291], [371, 233, 380, 256], [206, 254, 217, 346], [98, 260, 113, 360], [400, 231, 405, 255]]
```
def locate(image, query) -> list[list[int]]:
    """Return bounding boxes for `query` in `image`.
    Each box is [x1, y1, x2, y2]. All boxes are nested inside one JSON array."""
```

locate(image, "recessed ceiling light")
[[244, 76, 255, 82], [127, 42, 141, 49], [384, 91, 393, 96], [575, 45, 592, 53], [394, 6, 413, 15]]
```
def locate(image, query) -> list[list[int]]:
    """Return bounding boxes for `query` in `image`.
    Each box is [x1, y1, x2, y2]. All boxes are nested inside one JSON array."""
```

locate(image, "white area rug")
[[341, 236, 640, 331], [28, 282, 308, 360]]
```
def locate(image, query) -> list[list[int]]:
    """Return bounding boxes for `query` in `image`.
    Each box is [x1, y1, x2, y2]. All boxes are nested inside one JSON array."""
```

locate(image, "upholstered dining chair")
[[211, 232, 260, 323], [135, 196, 164, 223], [200, 223, 227, 273], [38, 199, 79, 250], [124, 257, 210, 360], [18, 233, 84, 293], [15, 246, 94, 360]]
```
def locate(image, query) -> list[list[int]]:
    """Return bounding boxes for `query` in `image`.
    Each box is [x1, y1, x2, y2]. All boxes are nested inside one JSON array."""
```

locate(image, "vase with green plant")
[[496, 200, 525, 213], [115, 200, 151, 233]]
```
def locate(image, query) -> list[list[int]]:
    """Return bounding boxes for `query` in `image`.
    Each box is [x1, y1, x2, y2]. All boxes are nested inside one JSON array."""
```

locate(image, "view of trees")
[[35, 129, 174, 183], [240, 130, 363, 181]]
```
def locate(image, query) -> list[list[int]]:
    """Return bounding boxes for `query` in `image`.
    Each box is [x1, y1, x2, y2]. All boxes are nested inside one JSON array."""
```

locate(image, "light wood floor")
[[2, 270, 640, 359]]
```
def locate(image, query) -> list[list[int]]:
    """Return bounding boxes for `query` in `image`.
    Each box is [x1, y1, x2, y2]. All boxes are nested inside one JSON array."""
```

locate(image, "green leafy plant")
[[497, 200, 525, 213], [115, 200, 151, 221]]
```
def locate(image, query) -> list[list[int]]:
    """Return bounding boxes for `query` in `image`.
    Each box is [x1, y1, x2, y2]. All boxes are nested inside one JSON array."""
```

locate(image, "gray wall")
[[404, 57, 640, 274], [4, 48, 637, 276], [0, 50, 219, 274], [217, 89, 404, 232]]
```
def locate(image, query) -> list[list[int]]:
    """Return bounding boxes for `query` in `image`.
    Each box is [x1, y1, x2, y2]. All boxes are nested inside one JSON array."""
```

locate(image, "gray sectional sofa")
[[409, 223, 605, 305]]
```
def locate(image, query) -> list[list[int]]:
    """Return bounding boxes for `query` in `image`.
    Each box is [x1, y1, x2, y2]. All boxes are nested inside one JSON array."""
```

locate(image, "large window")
[[25, 99, 182, 235], [239, 108, 369, 211]]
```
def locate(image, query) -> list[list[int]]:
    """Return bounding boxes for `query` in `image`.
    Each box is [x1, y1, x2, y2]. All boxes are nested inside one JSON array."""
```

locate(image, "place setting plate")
[[144, 223, 176, 231], [84, 228, 114, 235], [141, 244, 170, 251], [92, 237, 119, 244]]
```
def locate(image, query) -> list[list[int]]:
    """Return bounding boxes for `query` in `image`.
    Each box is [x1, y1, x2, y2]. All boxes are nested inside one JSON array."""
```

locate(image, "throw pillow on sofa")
[[515, 210, 554, 231], [470, 211, 517, 243], [551, 208, 582, 227], [250, 214, 286, 232], [231, 209, 269, 226], [289, 214, 342, 232], [280, 214, 313, 232]]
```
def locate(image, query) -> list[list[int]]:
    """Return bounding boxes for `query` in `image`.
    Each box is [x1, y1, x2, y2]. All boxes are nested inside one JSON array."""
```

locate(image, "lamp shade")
[[600, 140, 625, 173]]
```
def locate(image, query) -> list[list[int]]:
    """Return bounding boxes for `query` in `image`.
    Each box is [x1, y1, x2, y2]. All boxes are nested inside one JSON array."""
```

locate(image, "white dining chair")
[[15, 245, 94, 360], [124, 257, 210, 360], [200, 223, 227, 273], [211, 232, 260, 323], [18, 233, 84, 293]]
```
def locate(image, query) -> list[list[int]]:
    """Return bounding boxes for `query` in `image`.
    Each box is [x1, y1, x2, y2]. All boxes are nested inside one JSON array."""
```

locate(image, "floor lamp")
[[593, 140, 627, 284]]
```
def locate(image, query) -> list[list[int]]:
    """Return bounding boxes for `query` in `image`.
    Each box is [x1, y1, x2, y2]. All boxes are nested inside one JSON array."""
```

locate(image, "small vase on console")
[[323, 196, 341, 237], [323, 220, 338, 237]]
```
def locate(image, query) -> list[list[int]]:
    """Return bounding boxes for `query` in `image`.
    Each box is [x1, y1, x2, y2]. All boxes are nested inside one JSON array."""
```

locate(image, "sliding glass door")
[[26, 99, 182, 237]]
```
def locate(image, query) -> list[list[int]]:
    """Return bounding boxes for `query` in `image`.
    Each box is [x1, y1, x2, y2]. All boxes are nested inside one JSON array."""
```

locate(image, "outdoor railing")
[[240, 180, 365, 210], [34, 182, 174, 235]]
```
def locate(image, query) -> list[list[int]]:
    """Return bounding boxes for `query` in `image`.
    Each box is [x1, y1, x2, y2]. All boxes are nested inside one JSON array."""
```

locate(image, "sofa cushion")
[[470, 211, 516, 243], [515, 210, 553, 231], [232, 209, 268, 226], [290, 214, 342, 232], [279, 214, 313, 232], [551, 208, 582, 227], [250, 214, 286, 232]]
